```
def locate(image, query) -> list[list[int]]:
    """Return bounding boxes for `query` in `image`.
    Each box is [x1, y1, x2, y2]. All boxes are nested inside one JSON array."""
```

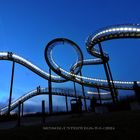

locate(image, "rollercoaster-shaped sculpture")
[[0, 24, 140, 114]]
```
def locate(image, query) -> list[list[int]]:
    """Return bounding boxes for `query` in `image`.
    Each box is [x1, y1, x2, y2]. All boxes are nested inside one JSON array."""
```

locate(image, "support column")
[[106, 62, 118, 102], [8, 61, 15, 116], [133, 81, 140, 102], [21, 102, 24, 117], [80, 71, 87, 111], [73, 81, 77, 97], [48, 68, 53, 114], [65, 96, 68, 113], [98, 43, 115, 103], [42, 100, 45, 124], [17, 101, 21, 127], [97, 87, 102, 105]]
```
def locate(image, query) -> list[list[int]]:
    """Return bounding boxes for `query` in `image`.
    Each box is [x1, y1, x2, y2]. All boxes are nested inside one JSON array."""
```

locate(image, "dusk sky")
[[0, 0, 140, 112]]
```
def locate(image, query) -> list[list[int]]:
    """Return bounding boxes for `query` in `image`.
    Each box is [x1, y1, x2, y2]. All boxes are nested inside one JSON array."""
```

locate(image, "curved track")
[[0, 25, 140, 90], [86, 24, 140, 58], [44, 25, 140, 89], [0, 87, 112, 114]]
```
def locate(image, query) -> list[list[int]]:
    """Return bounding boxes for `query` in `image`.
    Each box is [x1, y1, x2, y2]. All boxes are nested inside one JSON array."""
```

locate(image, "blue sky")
[[0, 0, 140, 112]]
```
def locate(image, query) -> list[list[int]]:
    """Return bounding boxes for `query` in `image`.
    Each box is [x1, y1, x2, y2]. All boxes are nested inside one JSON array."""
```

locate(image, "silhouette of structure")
[[133, 81, 140, 103], [42, 100, 45, 124], [70, 98, 82, 113], [0, 24, 140, 115], [90, 97, 97, 111]]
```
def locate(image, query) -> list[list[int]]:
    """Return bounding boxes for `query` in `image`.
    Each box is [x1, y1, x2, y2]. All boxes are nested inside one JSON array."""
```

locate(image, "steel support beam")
[[17, 101, 21, 127], [80, 71, 87, 111], [8, 61, 15, 116], [106, 62, 118, 102], [21, 102, 24, 117], [73, 81, 77, 97], [65, 96, 68, 112], [42, 100, 45, 124], [48, 68, 53, 114], [97, 87, 102, 105], [98, 43, 115, 103]]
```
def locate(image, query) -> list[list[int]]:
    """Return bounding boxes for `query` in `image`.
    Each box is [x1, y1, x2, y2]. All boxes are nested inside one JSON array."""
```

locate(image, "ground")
[[0, 110, 140, 139]]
